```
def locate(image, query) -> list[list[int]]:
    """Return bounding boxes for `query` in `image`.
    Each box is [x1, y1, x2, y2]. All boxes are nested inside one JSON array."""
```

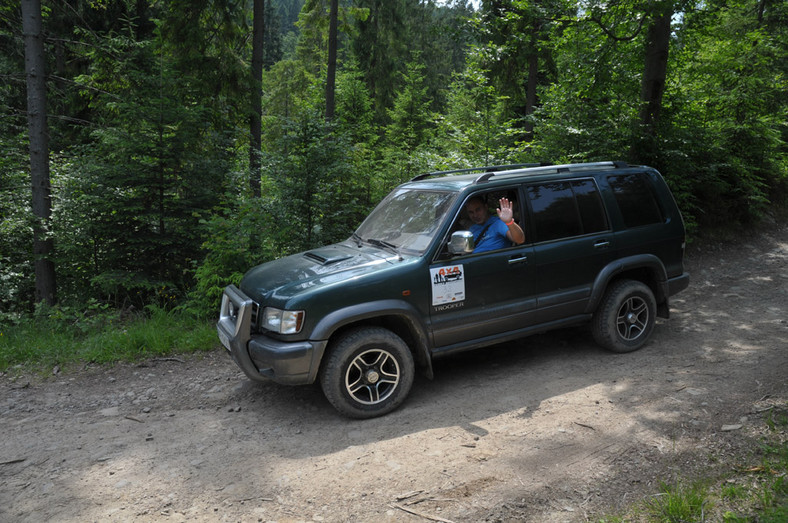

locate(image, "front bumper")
[[217, 285, 326, 385]]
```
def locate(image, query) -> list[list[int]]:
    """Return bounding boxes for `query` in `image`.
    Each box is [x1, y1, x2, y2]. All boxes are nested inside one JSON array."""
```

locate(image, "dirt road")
[[2, 224, 787, 522]]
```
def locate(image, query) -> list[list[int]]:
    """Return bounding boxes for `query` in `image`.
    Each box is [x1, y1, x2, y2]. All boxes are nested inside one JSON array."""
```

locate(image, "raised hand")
[[496, 197, 514, 223]]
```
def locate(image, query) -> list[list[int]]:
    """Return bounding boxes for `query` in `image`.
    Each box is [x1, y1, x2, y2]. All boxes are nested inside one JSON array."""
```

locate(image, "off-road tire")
[[319, 327, 414, 419], [592, 279, 656, 353]]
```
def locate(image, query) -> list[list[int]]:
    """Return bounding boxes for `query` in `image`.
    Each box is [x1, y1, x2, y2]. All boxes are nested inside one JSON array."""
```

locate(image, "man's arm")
[[496, 198, 526, 245]]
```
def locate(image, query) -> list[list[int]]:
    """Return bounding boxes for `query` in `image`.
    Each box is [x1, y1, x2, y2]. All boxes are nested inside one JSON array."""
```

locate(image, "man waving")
[[464, 196, 525, 253]]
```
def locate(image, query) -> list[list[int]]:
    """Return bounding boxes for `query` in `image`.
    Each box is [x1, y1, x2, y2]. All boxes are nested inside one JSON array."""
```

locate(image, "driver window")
[[442, 188, 524, 257]]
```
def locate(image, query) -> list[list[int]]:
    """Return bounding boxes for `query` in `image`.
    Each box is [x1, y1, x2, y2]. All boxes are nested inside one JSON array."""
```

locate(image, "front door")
[[428, 188, 537, 350]]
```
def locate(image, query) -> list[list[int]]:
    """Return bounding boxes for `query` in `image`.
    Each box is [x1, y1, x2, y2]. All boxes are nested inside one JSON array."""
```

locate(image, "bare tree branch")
[[589, 13, 648, 42]]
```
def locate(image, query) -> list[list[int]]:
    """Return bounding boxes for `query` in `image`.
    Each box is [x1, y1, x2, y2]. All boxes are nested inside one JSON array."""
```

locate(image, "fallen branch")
[[390, 503, 456, 523], [395, 490, 424, 501], [574, 422, 596, 431]]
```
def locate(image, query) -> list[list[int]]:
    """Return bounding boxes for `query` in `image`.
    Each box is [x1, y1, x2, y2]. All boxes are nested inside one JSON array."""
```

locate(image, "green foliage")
[[531, 9, 642, 162], [261, 58, 319, 146], [0, 25, 35, 313], [53, 8, 241, 308], [0, 138, 33, 313], [385, 57, 434, 154], [351, 0, 413, 123], [295, 0, 331, 75], [335, 60, 377, 142], [721, 482, 749, 502], [269, 112, 367, 251], [475, 0, 567, 120], [663, 0, 788, 227], [765, 409, 788, 432], [403, 0, 476, 112], [528, 0, 788, 230], [435, 48, 519, 166], [334, 62, 386, 202], [294, 0, 369, 75], [377, 56, 439, 187]]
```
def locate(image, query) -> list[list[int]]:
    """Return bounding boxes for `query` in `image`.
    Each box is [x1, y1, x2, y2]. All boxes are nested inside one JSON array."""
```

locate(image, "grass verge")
[[598, 407, 788, 522], [0, 303, 217, 373]]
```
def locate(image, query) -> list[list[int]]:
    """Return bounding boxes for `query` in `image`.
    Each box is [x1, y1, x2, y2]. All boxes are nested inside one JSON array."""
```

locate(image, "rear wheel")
[[593, 280, 656, 353], [320, 327, 414, 419]]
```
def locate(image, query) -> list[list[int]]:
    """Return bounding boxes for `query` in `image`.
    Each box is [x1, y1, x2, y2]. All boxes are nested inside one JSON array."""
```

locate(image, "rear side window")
[[607, 173, 664, 227], [527, 179, 608, 242], [572, 180, 608, 234]]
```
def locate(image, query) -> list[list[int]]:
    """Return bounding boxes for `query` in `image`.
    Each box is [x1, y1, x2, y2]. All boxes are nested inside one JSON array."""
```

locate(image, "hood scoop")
[[303, 250, 353, 266]]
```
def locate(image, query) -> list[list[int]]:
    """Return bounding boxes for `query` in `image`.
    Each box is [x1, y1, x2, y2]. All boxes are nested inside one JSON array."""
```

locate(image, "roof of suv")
[[404, 161, 639, 192]]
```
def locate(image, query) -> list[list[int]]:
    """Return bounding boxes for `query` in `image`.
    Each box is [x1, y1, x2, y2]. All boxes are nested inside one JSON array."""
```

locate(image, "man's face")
[[465, 199, 488, 225]]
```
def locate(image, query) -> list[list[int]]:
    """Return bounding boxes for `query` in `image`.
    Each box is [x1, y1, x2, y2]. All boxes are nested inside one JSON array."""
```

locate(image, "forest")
[[1, 0, 786, 324]]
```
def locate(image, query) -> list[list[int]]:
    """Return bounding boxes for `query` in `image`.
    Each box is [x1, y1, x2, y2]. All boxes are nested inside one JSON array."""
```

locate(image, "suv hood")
[[240, 242, 398, 302]]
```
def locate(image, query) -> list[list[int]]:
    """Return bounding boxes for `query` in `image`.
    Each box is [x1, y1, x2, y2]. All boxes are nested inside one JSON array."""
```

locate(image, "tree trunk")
[[757, 0, 767, 25], [326, 0, 339, 120], [21, 0, 56, 306], [523, 21, 539, 141], [250, 0, 265, 198], [639, 11, 671, 134]]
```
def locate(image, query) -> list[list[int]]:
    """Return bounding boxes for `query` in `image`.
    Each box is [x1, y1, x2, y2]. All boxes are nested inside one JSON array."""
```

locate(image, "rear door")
[[526, 178, 615, 321], [605, 171, 684, 278]]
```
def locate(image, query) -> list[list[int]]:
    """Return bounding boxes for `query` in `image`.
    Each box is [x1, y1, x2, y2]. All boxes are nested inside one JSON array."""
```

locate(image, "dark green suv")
[[218, 161, 689, 418]]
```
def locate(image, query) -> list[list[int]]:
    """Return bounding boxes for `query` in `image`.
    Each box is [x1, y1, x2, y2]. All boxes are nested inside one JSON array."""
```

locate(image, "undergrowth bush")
[[182, 194, 283, 319]]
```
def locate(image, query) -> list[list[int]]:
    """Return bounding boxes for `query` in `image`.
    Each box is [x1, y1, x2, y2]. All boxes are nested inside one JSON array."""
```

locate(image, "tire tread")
[[592, 279, 656, 353], [319, 327, 414, 419]]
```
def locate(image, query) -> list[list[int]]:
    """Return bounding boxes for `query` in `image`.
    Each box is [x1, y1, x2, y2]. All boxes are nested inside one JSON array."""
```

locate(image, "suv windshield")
[[354, 188, 457, 255]]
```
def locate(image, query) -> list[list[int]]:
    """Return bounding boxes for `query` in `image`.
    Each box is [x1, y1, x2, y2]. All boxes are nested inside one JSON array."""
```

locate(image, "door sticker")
[[431, 265, 465, 306]]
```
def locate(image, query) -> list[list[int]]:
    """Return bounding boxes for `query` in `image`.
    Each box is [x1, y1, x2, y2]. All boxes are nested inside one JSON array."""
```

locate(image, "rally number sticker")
[[430, 265, 465, 306]]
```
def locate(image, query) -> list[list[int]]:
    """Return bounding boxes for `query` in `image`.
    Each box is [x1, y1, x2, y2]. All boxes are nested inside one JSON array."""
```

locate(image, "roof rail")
[[474, 160, 629, 183], [410, 163, 549, 182]]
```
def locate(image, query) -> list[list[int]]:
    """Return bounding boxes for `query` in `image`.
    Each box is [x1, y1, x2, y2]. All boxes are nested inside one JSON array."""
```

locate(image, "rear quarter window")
[[572, 180, 608, 234], [607, 173, 664, 227], [527, 179, 608, 242]]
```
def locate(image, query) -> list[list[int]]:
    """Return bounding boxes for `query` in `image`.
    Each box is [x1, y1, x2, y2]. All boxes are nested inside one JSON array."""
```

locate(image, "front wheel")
[[319, 327, 415, 419], [592, 280, 656, 353]]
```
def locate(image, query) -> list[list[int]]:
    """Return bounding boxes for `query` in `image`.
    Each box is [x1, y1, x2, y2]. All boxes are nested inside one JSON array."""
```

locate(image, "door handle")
[[594, 240, 610, 249], [508, 254, 528, 265]]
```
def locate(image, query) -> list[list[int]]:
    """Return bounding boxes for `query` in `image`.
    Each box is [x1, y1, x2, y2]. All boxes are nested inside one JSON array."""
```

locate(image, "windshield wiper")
[[366, 238, 402, 259], [351, 232, 363, 247]]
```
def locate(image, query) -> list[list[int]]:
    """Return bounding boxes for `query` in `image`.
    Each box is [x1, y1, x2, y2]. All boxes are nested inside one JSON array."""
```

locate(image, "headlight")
[[261, 307, 305, 334]]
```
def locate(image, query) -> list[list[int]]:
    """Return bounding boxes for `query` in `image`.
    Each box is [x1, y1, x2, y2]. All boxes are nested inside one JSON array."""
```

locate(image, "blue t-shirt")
[[470, 216, 511, 253]]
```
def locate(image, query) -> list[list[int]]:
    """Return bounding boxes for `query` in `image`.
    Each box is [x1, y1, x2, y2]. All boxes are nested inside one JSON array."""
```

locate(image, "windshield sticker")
[[431, 265, 465, 306]]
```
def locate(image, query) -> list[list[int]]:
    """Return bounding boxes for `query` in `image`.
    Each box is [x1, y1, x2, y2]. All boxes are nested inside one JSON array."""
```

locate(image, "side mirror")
[[448, 231, 474, 255]]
